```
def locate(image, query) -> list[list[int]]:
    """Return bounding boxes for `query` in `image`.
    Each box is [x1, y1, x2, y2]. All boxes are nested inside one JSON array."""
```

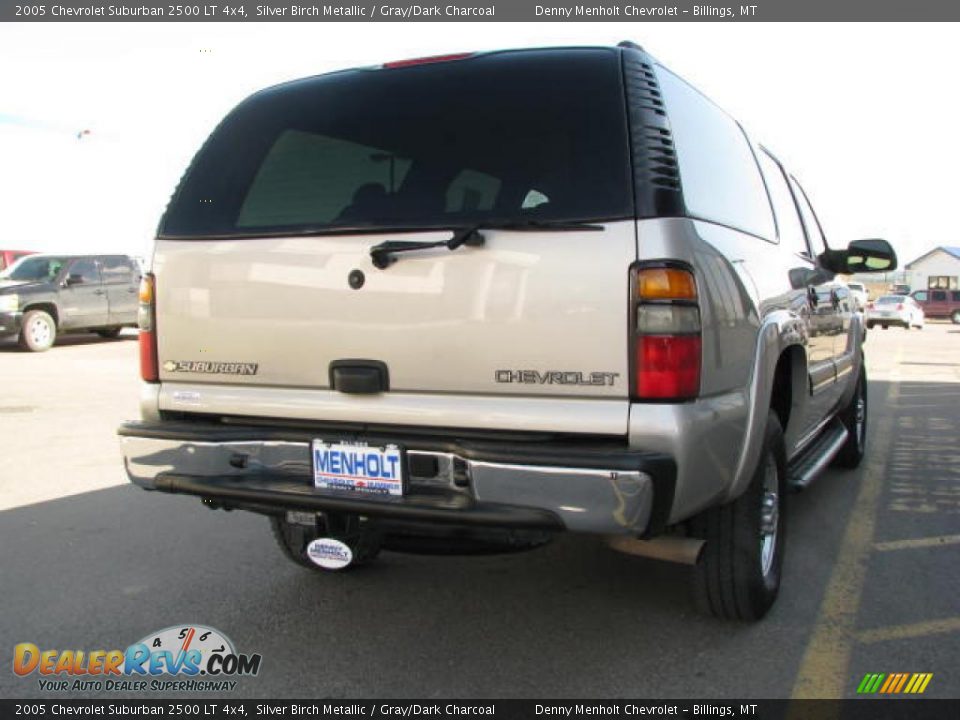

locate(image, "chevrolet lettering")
[[495, 370, 619, 386]]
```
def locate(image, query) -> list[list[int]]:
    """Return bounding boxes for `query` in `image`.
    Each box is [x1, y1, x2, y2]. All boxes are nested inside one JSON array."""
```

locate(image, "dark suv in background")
[[0, 254, 141, 351]]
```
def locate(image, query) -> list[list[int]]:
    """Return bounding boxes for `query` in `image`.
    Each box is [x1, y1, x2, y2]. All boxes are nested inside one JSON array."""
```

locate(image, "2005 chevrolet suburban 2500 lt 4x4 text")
[[119, 43, 897, 620]]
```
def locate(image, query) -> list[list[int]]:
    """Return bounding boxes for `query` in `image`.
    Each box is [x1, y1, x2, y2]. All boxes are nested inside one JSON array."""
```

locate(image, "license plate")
[[312, 441, 404, 496], [880, 311, 894, 317]]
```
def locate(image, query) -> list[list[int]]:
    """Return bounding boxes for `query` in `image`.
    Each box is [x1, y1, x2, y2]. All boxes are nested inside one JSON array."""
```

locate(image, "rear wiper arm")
[[370, 226, 484, 269]]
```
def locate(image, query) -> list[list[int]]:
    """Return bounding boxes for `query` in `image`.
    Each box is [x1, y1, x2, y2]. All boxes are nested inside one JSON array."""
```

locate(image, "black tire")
[[865, 322, 874, 329], [690, 411, 786, 621], [881, 325, 889, 330], [952, 310, 960, 325], [270, 514, 380, 571], [18, 309, 57, 352], [96, 327, 123, 339], [833, 362, 868, 469]]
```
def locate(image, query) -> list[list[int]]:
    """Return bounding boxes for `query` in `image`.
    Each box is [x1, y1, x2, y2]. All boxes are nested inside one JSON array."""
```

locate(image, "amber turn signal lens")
[[637, 267, 697, 300], [138, 274, 154, 304]]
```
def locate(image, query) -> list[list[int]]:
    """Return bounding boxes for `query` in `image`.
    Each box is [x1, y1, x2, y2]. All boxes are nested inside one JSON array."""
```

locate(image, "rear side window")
[[789, 177, 828, 256], [161, 50, 633, 237], [757, 150, 808, 257], [101, 256, 136, 285], [953, 291, 960, 302], [913, 291, 928, 302], [931, 291, 947, 301], [656, 66, 775, 240]]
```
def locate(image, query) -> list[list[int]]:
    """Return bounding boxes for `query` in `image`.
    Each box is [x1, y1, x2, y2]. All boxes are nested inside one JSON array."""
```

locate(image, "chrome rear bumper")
[[118, 421, 676, 536]]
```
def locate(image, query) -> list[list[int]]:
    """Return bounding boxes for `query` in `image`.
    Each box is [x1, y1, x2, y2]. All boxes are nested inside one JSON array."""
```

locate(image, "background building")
[[904, 246, 960, 291]]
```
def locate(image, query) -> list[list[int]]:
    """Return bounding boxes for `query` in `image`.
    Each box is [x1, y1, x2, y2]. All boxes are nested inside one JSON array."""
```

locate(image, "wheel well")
[[22, 303, 59, 327], [770, 346, 805, 435]]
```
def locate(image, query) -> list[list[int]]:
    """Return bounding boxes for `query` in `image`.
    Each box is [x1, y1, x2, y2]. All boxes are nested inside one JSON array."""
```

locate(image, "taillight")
[[138, 273, 158, 382], [631, 264, 701, 401], [867, 302, 874, 310], [897, 303, 904, 311]]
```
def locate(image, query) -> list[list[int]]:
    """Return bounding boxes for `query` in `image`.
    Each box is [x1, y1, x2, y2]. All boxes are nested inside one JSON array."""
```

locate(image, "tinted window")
[[161, 50, 633, 237], [789, 177, 827, 256], [913, 291, 928, 302], [656, 66, 775, 239], [2, 256, 66, 282], [877, 296, 901, 305], [931, 291, 947, 301], [757, 150, 808, 257], [952, 291, 960, 302], [67, 259, 100, 285], [101, 256, 136, 285]]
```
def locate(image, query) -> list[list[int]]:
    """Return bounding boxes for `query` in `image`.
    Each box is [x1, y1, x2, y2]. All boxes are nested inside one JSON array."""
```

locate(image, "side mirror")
[[820, 239, 897, 274], [65, 274, 83, 286]]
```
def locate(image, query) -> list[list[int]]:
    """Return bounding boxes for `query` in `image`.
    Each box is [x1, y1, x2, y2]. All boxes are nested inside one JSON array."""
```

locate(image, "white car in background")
[[865, 294, 925, 329], [846, 281, 869, 310]]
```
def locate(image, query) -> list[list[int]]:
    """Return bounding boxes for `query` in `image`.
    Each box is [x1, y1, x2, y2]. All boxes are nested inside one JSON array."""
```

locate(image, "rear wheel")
[[690, 411, 786, 621], [270, 513, 381, 571], [866, 322, 874, 329], [95, 327, 123, 339], [19, 309, 57, 352], [834, 363, 867, 469]]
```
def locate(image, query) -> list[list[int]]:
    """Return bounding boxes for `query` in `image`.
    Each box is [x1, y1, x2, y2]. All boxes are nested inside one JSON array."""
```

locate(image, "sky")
[[1, 22, 958, 266]]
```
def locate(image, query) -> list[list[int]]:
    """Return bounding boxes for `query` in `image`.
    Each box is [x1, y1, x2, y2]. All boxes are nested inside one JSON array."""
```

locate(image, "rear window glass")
[[877, 296, 902, 305], [160, 50, 633, 237]]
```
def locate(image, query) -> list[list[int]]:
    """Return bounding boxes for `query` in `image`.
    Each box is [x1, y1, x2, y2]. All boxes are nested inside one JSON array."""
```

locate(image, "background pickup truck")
[[0, 253, 141, 351]]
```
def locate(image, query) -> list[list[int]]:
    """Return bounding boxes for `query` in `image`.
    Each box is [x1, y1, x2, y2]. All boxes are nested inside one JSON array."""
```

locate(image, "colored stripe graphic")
[[857, 672, 932, 694]]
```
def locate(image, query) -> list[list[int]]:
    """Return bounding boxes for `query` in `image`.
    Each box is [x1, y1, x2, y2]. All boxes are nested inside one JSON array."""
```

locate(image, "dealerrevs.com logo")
[[13, 624, 262, 693]]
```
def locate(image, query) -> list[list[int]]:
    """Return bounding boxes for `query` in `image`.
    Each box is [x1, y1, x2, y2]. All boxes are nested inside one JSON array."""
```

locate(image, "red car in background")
[[0, 250, 36, 273], [911, 288, 960, 324]]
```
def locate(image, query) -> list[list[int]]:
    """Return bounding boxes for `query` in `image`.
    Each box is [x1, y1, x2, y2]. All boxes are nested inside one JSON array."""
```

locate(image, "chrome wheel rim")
[[759, 455, 779, 577], [29, 317, 51, 347]]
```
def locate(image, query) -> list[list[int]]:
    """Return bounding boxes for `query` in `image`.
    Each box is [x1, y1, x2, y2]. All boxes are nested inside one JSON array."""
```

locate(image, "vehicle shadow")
[[0, 331, 136, 353]]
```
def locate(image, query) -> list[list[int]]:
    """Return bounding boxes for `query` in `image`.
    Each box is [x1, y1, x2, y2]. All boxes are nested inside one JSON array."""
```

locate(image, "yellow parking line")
[[874, 534, 960, 551], [790, 385, 897, 698], [858, 617, 960, 644]]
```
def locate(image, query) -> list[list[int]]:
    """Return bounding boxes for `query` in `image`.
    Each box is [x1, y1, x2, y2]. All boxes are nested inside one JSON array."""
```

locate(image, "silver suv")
[[119, 43, 897, 620]]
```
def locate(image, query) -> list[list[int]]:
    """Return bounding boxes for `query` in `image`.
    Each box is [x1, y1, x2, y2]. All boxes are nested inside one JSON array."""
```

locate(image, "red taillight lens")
[[867, 302, 874, 310], [631, 264, 701, 401], [636, 335, 702, 399], [139, 329, 158, 382], [897, 303, 904, 311], [138, 274, 158, 382], [383, 53, 473, 69]]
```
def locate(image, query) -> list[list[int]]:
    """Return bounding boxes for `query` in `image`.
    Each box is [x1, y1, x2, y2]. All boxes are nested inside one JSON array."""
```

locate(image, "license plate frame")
[[311, 440, 406, 497]]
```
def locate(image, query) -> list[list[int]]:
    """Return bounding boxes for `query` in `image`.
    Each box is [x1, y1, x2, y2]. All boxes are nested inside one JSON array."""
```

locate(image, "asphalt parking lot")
[[1, 323, 958, 699]]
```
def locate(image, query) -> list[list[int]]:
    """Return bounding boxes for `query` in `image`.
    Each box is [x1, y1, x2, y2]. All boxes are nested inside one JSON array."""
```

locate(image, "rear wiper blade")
[[370, 226, 484, 269]]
